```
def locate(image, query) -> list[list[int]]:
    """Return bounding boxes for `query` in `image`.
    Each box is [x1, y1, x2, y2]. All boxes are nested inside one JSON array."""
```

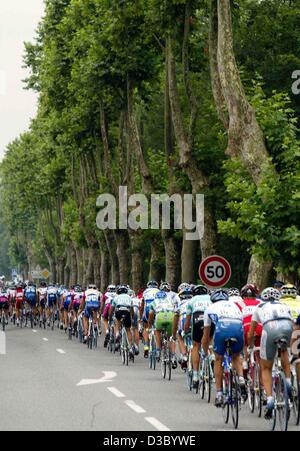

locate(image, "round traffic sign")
[[199, 255, 231, 288]]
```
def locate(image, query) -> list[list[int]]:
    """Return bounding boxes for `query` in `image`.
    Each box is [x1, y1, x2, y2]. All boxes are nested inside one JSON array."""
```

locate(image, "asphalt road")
[[0, 325, 298, 432]]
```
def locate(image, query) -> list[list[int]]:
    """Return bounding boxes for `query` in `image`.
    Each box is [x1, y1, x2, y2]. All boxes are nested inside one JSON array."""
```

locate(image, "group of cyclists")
[[1, 276, 300, 430]]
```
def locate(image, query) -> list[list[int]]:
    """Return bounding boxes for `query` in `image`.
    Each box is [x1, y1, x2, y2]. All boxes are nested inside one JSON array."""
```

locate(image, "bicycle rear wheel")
[[230, 371, 240, 430], [222, 376, 230, 424], [276, 372, 290, 432], [161, 348, 167, 379]]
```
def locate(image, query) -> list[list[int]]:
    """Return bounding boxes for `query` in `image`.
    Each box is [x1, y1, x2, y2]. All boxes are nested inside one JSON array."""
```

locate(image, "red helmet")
[[241, 284, 259, 298]]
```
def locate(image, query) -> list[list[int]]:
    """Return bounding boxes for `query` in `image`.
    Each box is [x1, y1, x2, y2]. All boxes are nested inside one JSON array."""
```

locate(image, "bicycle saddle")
[[225, 338, 238, 347], [273, 338, 288, 348]]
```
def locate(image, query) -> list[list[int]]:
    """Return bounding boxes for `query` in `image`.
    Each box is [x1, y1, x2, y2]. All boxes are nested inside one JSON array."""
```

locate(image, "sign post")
[[199, 255, 232, 288]]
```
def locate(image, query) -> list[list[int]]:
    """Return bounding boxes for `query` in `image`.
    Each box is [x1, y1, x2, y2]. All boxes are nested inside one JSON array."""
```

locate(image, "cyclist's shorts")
[[71, 301, 81, 312], [26, 297, 37, 307], [192, 312, 215, 343], [155, 312, 174, 338], [115, 309, 131, 328], [47, 295, 57, 308], [63, 300, 71, 310], [244, 322, 262, 347], [0, 301, 8, 310], [39, 298, 47, 308], [102, 303, 111, 320], [260, 320, 293, 361], [84, 301, 100, 318], [213, 320, 244, 356], [142, 305, 151, 323]]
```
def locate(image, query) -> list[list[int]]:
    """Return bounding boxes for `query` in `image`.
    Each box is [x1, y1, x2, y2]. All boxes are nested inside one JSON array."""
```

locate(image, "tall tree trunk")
[[149, 236, 165, 283], [162, 230, 182, 290], [75, 247, 83, 285], [130, 232, 144, 292], [69, 246, 77, 287], [104, 230, 120, 285], [248, 255, 273, 290], [85, 247, 96, 286], [114, 230, 130, 285], [100, 248, 110, 292], [93, 250, 101, 290], [64, 248, 71, 288], [181, 230, 198, 283]]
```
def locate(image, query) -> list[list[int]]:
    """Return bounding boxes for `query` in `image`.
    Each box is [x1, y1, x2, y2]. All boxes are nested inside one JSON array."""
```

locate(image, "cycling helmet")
[[178, 288, 193, 300], [281, 284, 298, 299], [40, 281, 47, 288], [116, 285, 129, 295], [261, 287, 281, 302], [192, 285, 208, 296], [228, 288, 241, 297], [88, 284, 97, 290], [178, 283, 190, 293], [241, 284, 259, 298], [155, 291, 168, 300], [107, 285, 116, 293], [74, 285, 82, 293], [274, 280, 285, 290], [147, 280, 159, 289], [160, 282, 171, 292], [211, 289, 229, 303]]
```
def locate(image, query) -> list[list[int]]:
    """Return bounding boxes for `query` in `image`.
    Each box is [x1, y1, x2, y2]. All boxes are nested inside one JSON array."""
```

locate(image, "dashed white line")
[[32, 330, 38, 333], [145, 417, 171, 432], [56, 349, 66, 354], [0, 331, 6, 355], [43, 338, 49, 342], [125, 400, 146, 414], [107, 387, 126, 398]]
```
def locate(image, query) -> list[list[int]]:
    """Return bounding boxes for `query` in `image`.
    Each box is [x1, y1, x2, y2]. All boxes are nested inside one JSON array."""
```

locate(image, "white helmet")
[[261, 287, 281, 302]]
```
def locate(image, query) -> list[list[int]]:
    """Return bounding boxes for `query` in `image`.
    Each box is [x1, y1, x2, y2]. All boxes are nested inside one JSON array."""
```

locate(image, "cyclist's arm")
[[202, 327, 211, 355]]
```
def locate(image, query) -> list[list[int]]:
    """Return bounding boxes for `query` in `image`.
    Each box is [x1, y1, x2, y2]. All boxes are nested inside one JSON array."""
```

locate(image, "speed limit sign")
[[199, 255, 231, 288]]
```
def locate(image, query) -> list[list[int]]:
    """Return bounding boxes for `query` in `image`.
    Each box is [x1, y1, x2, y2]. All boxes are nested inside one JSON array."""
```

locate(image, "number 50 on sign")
[[199, 255, 232, 288]]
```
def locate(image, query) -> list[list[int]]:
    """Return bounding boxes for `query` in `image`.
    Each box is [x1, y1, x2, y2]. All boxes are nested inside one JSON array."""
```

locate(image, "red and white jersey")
[[236, 298, 262, 326], [102, 292, 116, 306], [16, 287, 24, 302], [73, 291, 85, 304]]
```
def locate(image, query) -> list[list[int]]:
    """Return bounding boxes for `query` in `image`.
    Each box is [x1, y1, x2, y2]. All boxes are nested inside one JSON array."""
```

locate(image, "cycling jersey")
[[280, 297, 300, 322], [186, 295, 212, 316], [142, 288, 159, 322], [47, 286, 58, 307], [63, 291, 73, 310], [166, 291, 180, 307], [24, 286, 37, 305], [16, 288, 24, 305], [0, 293, 9, 308], [252, 301, 293, 326], [204, 301, 243, 356], [150, 298, 176, 338], [38, 287, 47, 300], [112, 294, 132, 311]]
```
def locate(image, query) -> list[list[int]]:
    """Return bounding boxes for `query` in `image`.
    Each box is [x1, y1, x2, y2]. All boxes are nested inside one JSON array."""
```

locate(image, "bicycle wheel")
[[2, 312, 5, 332], [161, 348, 167, 379], [168, 351, 172, 381], [290, 370, 298, 426], [230, 371, 240, 430], [248, 362, 255, 414], [297, 376, 300, 426], [222, 375, 230, 424], [254, 364, 263, 418], [276, 372, 290, 432], [200, 359, 205, 399], [205, 359, 212, 404]]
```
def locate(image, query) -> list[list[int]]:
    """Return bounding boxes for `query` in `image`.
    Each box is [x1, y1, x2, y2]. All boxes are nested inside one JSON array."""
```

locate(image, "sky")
[[0, 0, 45, 160]]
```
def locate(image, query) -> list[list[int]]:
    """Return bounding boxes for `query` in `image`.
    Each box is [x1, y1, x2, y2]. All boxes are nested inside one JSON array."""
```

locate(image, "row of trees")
[[0, 0, 299, 291]]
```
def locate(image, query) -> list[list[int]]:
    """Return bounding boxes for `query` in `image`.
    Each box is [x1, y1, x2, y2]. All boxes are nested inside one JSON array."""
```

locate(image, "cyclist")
[[80, 285, 101, 344], [69, 285, 85, 335], [46, 284, 58, 327], [38, 282, 47, 327], [24, 282, 38, 325], [130, 289, 141, 356], [237, 284, 262, 376], [149, 290, 178, 368], [101, 285, 117, 348], [228, 287, 243, 305], [141, 281, 159, 358], [62, 287, 74, 332], [109, 286, 134, 357], [173, 287, 193, 370], [15, 283, 25, 326], [0, 288, 9, 326], [160, 282, 179, 306], [185, 285, 212, 390], [248, 287, 294, 420], [202, 289, 247, 407], [280, 284, 300, 321]]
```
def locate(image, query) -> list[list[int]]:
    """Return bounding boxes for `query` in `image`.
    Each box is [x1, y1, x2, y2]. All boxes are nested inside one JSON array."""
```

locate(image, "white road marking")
[[145, 417, 171, 432], [77, 371, 117, 387], [56, 349, 66, 354], [32, 330, 38, 333], [0, 331, 6, 355], [43, 338, 49, 342], [107, 387, 125, 398], [125, 400, 146, 414]]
